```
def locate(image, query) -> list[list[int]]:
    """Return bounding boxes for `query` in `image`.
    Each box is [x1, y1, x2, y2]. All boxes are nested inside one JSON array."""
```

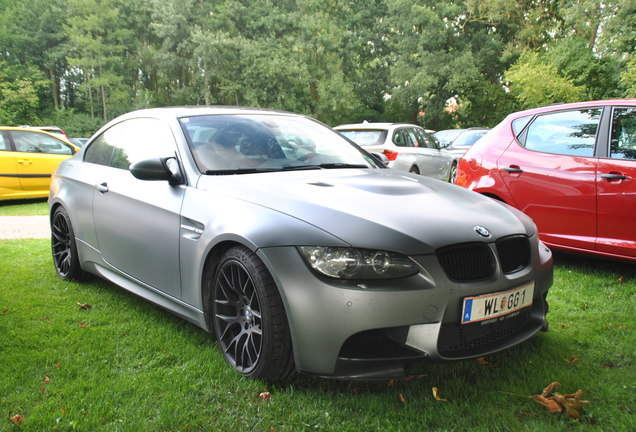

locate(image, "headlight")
[[298, 246, 418, 280]]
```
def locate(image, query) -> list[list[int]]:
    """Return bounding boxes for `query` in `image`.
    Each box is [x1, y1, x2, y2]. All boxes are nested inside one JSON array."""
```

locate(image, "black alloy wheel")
[[211, 246, 293, 379], [51, 206, 87, 281]]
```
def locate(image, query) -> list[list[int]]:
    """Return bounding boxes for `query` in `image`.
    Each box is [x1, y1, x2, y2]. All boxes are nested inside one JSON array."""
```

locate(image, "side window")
[[84, 124, 121, 166], [111, 118, 177, 170], [610, 107, 636, 160], [522, 109, 601, 157], [393, 130, 409, 147], [413, 128, 437, 149], [11, 131, 74, 155], [0, 132, 9, 151]]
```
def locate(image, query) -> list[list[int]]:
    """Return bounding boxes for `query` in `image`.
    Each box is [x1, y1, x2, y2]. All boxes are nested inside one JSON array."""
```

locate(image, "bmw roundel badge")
[[474, 225, 491, 237]]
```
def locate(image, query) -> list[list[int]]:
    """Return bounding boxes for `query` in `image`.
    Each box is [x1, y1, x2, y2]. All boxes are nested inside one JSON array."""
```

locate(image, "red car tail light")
[[383, 149, 398, 161]]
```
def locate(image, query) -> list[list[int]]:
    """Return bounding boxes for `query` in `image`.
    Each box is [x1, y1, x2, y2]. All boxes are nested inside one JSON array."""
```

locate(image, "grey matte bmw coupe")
[[49, 107, 553, 380]]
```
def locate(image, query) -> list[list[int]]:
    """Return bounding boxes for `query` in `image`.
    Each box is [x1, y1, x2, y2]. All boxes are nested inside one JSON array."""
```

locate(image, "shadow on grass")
[[553, 251, 636, 279], [0, 197, 47, 207]]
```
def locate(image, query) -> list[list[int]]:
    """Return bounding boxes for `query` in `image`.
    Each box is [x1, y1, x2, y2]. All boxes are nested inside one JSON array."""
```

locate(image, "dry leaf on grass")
[[506, 382, 590, 419], [258, 392, 272, 401], [77, 302, 92, 310], [432, 387, 448, 402], [562, 355, 579, 365], [476, 357, 495, 366], [9, 414, 24, 425]]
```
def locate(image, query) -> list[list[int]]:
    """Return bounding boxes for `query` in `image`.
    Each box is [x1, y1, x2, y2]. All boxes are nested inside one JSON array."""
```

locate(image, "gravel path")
[[0, 215, 50, 239]]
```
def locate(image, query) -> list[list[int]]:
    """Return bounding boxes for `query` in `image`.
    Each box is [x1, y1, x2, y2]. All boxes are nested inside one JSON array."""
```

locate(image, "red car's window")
[[610, 108, 636, 160], [523, 109, 601, 157]]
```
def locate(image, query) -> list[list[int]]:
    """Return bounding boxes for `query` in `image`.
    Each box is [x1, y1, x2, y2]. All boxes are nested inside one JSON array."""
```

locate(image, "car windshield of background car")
[[452, 131, 488, 148], [337, 129, 387, 147], [180, 115, 377, 173]]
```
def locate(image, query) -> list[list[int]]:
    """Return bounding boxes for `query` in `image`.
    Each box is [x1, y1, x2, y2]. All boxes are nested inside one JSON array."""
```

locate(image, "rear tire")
[[449, 162, 458, 183], [209, 246, 294, 380], [51, 206, 89, 281]]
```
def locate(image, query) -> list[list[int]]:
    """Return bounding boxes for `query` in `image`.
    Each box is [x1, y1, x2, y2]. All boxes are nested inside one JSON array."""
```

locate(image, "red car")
[[456, 99, 636, 262]]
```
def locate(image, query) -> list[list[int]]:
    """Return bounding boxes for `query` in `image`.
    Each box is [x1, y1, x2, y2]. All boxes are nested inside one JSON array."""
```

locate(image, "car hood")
[[196, 169, 533, 255]]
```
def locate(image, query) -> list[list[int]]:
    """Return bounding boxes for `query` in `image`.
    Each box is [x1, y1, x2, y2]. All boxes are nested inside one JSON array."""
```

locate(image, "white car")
[[335, 122, 457, 181]]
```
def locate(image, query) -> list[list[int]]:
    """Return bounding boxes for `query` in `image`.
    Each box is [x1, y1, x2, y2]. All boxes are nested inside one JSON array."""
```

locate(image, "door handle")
[[601, 173, 627, 181], [504, 166, 523, 174], [95, 182, 109, 193], [17, 159, 32, 165]]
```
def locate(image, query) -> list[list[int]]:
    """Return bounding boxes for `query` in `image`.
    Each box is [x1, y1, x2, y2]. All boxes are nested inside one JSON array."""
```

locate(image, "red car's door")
[[497, 108, 601, 251], [596, 107, 636, 259]]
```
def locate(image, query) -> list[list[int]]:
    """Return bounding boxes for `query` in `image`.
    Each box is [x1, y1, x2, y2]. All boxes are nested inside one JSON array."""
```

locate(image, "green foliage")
[[505, 52, 584, 109], [622, 57, 636, 98], [0, 0, 631, 127]]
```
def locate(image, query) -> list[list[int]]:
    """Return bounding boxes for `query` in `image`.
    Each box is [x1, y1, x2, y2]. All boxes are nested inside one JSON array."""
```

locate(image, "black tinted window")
[[523, 109, 601, 157], [84, 124, 120, 166], [610, 108, 636, 160]]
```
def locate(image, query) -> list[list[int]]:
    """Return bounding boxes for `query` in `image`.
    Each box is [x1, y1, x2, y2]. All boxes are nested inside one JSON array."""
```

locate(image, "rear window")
[[337, 130, 388, 146]]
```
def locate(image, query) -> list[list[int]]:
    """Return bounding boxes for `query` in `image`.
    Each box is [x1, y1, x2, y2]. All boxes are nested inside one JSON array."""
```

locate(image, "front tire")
[[210, 246, 294, 379], [51, 206, 89, 281]]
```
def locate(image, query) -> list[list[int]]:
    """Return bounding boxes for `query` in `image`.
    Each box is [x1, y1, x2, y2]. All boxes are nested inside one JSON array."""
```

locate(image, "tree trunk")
[[49, 68, 59, 110]]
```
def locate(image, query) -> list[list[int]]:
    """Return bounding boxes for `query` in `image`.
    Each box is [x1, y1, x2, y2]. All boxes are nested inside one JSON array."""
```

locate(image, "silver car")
[[49, 107, 552, 380], [335, 122, 456, 181]]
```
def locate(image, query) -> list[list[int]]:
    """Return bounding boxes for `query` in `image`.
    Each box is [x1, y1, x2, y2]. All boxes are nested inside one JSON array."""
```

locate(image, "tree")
[[505, 52, 584, 108]]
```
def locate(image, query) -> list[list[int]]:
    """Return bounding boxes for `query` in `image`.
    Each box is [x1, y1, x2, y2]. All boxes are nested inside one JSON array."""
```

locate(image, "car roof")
[[114, 106, 306, 121], [505, 99, 636, 120], [334, 122, 421, 130]]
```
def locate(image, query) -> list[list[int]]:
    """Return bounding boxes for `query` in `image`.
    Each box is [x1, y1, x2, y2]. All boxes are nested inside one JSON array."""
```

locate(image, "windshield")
[[337, 129, 388, 146], [451, 130, 488, 147], [179, 114, 379, 173]]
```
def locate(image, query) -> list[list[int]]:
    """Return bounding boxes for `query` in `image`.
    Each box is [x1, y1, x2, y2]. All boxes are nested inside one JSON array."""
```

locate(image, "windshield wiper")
[[317, 163, 370, 169], [204, 168, 280, 175]]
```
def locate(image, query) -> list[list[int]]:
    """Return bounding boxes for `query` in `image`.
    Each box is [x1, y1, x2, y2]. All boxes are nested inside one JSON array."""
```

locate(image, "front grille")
[[496, 235, 531, 274], [436, 243, 495, 282], [437, 307, 535, 357]]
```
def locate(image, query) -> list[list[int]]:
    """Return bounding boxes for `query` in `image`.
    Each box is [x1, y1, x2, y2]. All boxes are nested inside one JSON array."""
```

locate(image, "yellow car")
[[0, 127, 79, 200]]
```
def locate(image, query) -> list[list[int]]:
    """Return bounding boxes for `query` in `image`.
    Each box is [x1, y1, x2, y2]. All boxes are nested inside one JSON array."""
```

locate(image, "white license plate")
[[461, 282, 535, 325]]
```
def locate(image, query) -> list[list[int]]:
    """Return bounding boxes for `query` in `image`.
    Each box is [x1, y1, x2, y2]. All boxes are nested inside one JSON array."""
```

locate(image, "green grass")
[[0, 199, 48, 216], [1, 240, 634, 431]]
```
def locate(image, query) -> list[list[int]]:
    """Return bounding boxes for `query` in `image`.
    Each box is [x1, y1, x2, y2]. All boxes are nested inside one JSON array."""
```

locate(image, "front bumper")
[[258, 237, 552, 379]]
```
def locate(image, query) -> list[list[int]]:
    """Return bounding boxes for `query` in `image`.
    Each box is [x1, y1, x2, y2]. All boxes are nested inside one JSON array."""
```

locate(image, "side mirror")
[[370, 152, 389, 166], [130, 157, 184, 186]]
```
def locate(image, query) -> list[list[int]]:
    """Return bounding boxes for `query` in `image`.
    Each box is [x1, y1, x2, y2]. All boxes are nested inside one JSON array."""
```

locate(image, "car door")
[[90, 118, 185, 298], [10, 130, 75, 196], [0, 131, 21, 198], [596, 106, 636, 259], [411, 127, 452, 180], [496, 108, 601, 251]]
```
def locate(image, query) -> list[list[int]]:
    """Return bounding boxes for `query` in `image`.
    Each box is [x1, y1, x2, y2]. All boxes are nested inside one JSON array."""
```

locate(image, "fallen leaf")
[[403, 374, 427, 382], [43, 375, 50, 385], [541, 382, 561, 397], [531, 395, 562, 413], [9, 414, 24, 425], [476, 357, 494, 366], [2, 308, 9, 313], [387, 379, 398, 387], [54, 362, 62, 368], [399, 393, 406, 404], [560, 323, 570, 329], [79, 322, 86, 328], [618, 276, 625, 284], [562, 355, 579, 365], [432, 387, 447, 402], [77, 302, 92, 310], [258, 392, 271, 401]]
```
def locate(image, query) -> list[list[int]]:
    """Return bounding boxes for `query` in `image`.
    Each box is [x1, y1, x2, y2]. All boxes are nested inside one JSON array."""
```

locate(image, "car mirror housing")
[[130, 157, 184, 186]]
